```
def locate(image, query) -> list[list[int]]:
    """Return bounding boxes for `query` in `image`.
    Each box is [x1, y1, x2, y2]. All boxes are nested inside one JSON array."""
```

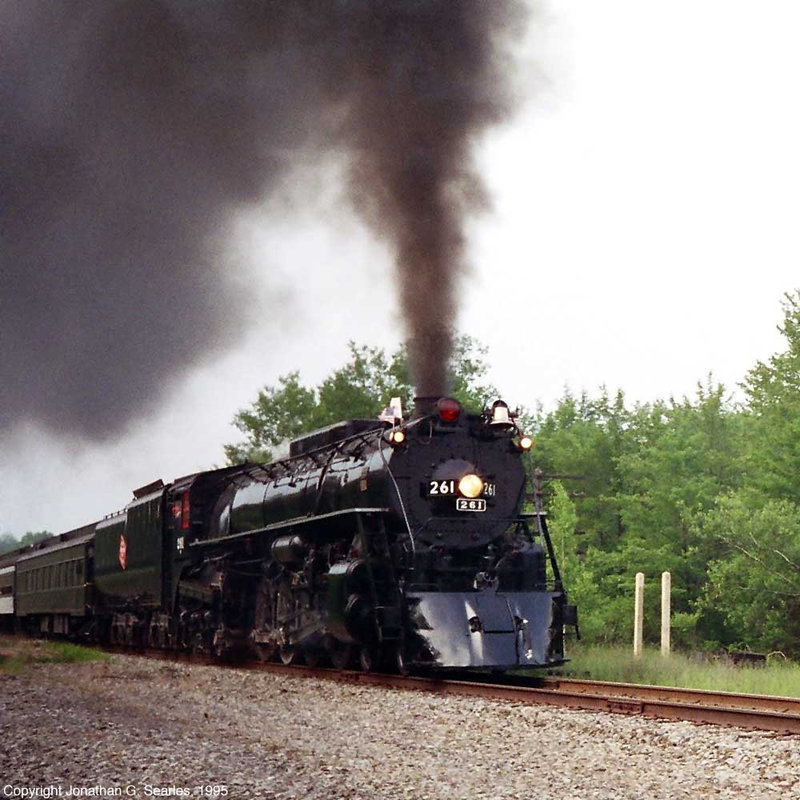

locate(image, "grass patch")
[[0, 635, 109, 674], [558, 643, 800, 698]]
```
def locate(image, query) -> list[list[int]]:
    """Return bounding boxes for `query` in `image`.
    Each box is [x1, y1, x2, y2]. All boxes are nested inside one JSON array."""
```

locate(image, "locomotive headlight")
[[385, 428, 406, 446], [458, 473, 484, 499], [518, 435, 534, 451]]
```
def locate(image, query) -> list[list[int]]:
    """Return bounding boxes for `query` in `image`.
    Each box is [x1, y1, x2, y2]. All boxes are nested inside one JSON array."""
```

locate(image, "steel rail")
[[538, 676, 800, 717], [243, 663, 800, 735]]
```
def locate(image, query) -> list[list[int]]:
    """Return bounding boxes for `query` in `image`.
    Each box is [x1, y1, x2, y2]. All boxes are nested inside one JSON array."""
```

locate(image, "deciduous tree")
[[224, 336, 497, 464]]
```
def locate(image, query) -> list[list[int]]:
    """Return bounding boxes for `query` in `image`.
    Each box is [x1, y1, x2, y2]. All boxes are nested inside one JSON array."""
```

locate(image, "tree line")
[[535, 292, 800, 656], [0, 531, 52, 557]]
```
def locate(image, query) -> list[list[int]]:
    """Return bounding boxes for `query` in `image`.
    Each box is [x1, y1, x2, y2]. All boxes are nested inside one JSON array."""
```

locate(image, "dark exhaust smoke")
[[316, 2, 524, 396], [0, 1, 525, 439]]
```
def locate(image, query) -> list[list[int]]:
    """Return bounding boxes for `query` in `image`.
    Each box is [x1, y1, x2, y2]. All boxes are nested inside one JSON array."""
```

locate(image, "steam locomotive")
[[0, 397, 577, 672]]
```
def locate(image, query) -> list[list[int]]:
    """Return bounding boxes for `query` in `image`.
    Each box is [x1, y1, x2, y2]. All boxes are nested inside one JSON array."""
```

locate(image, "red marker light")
[[181, 491, 190, 530], [437, 397, 462, 423]]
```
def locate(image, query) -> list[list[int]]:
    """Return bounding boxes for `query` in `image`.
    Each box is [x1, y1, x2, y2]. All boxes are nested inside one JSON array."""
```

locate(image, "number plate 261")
[[456, 498, 487, 512]]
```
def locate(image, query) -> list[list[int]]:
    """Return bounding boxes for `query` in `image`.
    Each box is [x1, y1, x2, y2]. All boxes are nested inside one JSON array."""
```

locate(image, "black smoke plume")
[[1, 1, 524, 438]]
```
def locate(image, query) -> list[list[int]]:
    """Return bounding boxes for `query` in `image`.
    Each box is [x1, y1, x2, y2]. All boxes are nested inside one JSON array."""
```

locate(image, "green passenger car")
[[15, 533, 93, 634]]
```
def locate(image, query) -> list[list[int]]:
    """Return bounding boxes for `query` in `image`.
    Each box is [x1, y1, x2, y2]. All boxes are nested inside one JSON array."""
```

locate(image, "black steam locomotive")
[[0, 397, 577, 672]]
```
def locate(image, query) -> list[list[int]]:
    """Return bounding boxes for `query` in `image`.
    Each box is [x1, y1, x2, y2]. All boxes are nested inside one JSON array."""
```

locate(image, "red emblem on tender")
[[119, 534, 128, 570]]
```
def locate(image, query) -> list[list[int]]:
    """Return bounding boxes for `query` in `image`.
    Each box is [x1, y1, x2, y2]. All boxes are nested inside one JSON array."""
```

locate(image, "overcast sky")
[[2, 0, 799, 536]]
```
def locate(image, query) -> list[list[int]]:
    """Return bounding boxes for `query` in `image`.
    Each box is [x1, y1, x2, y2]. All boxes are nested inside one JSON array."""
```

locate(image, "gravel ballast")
[[1, 655, 798, 799]]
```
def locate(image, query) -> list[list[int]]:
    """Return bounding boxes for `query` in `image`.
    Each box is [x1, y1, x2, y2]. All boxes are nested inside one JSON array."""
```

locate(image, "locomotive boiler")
[[1, 396, 577, 673]]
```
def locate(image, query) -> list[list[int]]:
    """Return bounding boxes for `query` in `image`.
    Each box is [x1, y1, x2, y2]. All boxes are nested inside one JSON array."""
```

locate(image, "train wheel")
[[303, 647, 323, 668], [393, 642, 410, 676], [190, 631, 204, 655], [147, 618, 161, 649], [358, 644, 379, 673], [330, 643, 352, 670], [255, 644, 276, 662], [279, 645, 296, 665]]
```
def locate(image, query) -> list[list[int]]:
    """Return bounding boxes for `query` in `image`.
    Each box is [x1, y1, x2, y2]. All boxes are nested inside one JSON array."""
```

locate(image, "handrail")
[[190, 507, 393, 548]]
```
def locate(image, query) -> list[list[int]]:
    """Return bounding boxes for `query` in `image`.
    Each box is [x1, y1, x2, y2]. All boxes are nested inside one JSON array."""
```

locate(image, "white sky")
[[2, 0, 799, 535]]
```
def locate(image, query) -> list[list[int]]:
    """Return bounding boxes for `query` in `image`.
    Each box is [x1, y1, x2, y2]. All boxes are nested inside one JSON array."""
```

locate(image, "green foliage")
[[0, 531, 52, 556], [742, 290, 800, 502], [533, 379, 747, 650], [225, 335, 496, 464], [564, 644, 800, 697], [529, 389, 628, 551], [617, 381, 744, 551], [224, 343, 410, 463], [40, 641, 110, 664], [693, 491, 800, 653], [564, 547, 633, 644], [0, 637, 109, 674], [547, 482, 578, 585], [447, 336, 498, 412]]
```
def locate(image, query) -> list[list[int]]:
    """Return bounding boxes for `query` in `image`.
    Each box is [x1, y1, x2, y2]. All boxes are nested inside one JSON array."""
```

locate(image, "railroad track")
[[531, 676, 800, 734], [239, 662, 800, 735], [66, 639, 800, 735]]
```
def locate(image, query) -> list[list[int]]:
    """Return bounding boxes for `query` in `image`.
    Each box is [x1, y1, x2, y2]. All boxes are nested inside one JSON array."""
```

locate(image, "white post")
[[633, 572, 644, 659], [661, 571, 671, 656]]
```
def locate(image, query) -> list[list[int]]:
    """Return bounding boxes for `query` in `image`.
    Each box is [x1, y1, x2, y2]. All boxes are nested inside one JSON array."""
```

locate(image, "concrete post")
[[661, 571, 671, 656], [633, 572, 645, 659]]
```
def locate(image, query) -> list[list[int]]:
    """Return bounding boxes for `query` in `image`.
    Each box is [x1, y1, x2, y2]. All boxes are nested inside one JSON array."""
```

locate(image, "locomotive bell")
[[489, 400, 514, 429]]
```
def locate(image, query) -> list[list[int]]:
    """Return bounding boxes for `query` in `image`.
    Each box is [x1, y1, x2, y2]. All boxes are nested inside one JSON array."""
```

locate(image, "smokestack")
[[412, 397, 441, 418], [1, 1, 526, 438]]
